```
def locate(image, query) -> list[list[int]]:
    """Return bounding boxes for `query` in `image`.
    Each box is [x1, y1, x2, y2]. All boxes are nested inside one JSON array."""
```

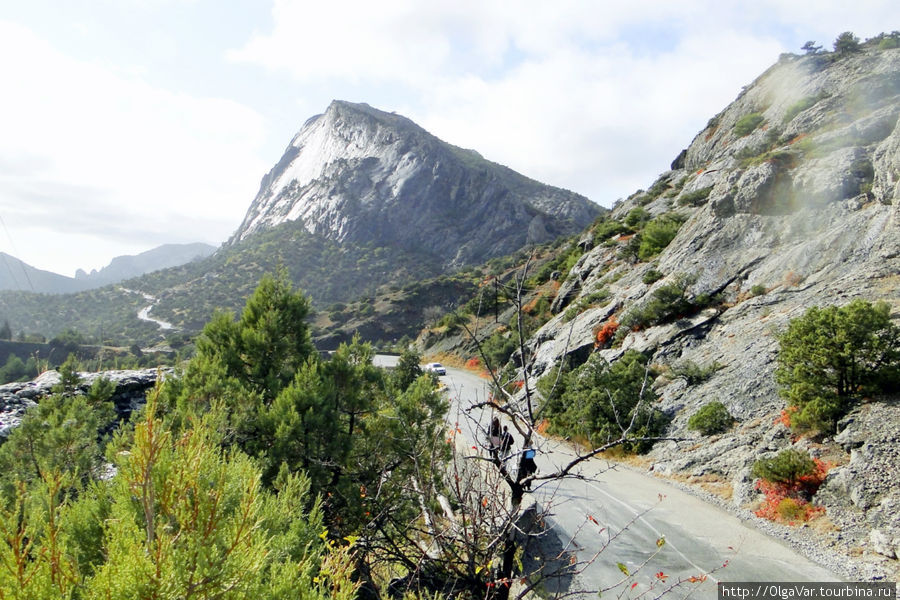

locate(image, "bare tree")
[[366, 256, 710, 599], [439, 255, 699, 600]]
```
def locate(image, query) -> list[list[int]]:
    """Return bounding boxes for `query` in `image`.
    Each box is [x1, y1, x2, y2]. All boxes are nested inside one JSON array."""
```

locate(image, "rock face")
[[230, 101, 601, 268], [0, 368, 170, 438], [518, 46, 900, 572]]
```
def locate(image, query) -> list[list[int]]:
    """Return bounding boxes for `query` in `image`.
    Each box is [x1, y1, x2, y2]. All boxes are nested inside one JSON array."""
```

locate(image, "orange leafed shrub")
[[755, 458, 828, 524], [465, 357, 482, 369], [774, 406, 797, 428], [594, 317, 619, 348], [522, 295, 540, 314]]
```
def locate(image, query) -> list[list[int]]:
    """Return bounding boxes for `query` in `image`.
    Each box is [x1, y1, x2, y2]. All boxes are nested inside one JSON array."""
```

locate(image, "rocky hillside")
[[467, 44, 899, 576], [230, 100, 601, 268]]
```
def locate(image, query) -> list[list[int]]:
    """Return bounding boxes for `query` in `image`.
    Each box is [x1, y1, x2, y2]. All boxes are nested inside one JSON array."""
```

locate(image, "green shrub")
[[734, 113, 765, 137], [877, 36, 899, 50], [617, 235, 642, 261], [562, 288, 611, 323], [783, 96, 820, 123], [480, 330, 518, 370], [540, 350, 667, 453], [752, 449, 816, 486], [620, 273, 696, 331], [645, 176, 670, 200], [673, 360, 722, 385], [668, 177, 688, 197], [750, 284, 767, 297], [775, 300, 900, 433], [677, 186, 714, 207], [624, 207, 651, 229], [638, 213, 686, 260], [833, 31, 860, 55], [687, 401, 733, 435], [642, 269, 664, 285], [593, 219, 628, 245]]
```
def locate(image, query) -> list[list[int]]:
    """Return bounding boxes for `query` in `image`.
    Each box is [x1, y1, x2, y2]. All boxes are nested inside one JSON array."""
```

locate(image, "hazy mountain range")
[[0, 243, 215, 294]]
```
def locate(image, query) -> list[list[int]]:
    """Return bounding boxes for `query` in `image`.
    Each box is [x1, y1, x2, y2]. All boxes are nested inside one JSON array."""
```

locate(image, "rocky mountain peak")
[[229, 101, 601, 268]]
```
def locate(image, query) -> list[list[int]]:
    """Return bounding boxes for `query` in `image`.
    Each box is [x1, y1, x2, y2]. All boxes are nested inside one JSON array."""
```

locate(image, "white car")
[[423, 362, 447, 376]]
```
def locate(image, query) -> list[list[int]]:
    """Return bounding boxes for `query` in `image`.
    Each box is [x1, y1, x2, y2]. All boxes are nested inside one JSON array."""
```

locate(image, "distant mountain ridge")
[[0, 253, 79, 294], [74, 243, 216, 288], [0, 243, 216, 294], [230, 100, 601, 267]]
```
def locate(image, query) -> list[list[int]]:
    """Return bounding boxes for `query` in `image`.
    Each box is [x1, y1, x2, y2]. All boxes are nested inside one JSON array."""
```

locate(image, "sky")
[[0, 1, 896, 277]]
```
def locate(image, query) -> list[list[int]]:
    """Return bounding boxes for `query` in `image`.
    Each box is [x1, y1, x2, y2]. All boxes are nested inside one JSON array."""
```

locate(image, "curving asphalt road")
[[436, 364, 841, 598]]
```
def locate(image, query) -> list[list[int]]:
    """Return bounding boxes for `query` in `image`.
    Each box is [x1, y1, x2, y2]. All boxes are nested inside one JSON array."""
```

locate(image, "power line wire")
[[0, 214, 35, 293]]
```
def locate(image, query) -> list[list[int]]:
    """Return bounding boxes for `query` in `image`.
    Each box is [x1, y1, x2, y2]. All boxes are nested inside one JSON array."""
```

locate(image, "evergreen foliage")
[[775, 300, 900, 433], [537, 350, 667, 453], [752, 449, 817, 486], [392, 347, 424, 392], [734, 113, 765, 137], [833, 31, 861, 55], [687, 401, 733, 435], [0, 273, 450, 597], [0, 353, 38, 383], [637, 213, 686, 260], [619, 273, 717, 332]]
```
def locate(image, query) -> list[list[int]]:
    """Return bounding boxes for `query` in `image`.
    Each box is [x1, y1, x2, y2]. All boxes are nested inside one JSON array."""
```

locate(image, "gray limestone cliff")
[[229, 101, 601, 268], [517, 45, 900, 575]]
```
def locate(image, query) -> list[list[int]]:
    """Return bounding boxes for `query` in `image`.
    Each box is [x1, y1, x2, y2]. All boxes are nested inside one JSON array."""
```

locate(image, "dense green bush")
[[775, 300, 900, 433], [538, 350, 667, 453], [877, 35, 899, 50], [638, 213, 686, 260], [480, 329, 518, 369], [752, 449, 817, 486], [437, 311, 467, 331], [687, 401, 733, 435], [677, 186, 713, 207], [0, 353, 38, 384], [642, 269, 664, 285], [624, 207, 651, 229], [734, 113, 765, 137], [593, 218, 628, 245], [833, 31, 860, 54]]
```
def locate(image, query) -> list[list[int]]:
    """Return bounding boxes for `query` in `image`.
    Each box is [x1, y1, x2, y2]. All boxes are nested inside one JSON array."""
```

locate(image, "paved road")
[[437, 365, 840, 598]]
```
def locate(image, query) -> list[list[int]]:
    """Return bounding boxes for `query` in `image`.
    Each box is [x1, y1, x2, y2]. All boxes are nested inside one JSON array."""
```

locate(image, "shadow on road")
[[519, 504, 579, 596]]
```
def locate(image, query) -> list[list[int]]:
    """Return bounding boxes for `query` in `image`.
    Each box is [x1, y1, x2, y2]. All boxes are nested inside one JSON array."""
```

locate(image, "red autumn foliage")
[[594, 316, 619, 348], [774, 406, 797, 428], [754, 458, 828, 524]]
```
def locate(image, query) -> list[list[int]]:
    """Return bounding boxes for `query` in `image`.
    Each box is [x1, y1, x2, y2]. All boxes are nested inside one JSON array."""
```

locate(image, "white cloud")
[[0, 21, 267, 275], [4, 0, 896, 276], [231, 0, 896, 206]]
